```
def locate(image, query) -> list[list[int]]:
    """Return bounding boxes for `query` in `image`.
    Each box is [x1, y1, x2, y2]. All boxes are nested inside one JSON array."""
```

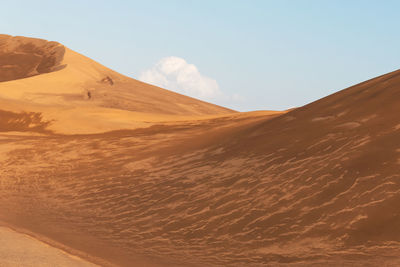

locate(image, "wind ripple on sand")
[[0, 113, 399, 266]]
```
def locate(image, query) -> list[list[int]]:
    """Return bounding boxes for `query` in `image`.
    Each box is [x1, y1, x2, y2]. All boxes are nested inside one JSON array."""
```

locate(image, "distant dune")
[[0, 35, 399, 266], [0, 35, 235, 134]]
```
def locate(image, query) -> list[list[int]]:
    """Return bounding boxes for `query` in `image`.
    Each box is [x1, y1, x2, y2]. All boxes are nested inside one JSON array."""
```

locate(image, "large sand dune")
[[0, 35, 234, 134], [0, 36, 399, 266]]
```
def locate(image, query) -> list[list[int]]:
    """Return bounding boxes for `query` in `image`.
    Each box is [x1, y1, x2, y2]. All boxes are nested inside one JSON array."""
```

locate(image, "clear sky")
[[2, 0, 400, 111]]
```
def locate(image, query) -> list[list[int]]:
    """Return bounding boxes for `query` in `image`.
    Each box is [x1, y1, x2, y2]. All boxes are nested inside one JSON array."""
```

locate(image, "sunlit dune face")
[[0, 35, 65, 82], [0, 35, 400, 267]]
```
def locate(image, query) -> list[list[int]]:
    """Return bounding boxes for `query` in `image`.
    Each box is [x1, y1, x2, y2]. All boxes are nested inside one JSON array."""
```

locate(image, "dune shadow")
[[0, 35, 66, 82]]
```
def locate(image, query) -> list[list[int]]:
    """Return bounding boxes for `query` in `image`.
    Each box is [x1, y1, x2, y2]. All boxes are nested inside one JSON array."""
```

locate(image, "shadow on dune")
[[0, 34, 66, 82], [0, 110, 52, 133]]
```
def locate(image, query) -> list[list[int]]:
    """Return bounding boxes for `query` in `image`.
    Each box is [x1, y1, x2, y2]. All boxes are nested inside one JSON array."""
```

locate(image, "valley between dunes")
[[0, 35, 399, 266]]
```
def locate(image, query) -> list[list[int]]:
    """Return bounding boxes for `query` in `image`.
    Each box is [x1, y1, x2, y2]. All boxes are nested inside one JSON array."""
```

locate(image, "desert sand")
[[0, 35, 399, 266], [0, 226, 96, 267], [0, 34, 235, 134]]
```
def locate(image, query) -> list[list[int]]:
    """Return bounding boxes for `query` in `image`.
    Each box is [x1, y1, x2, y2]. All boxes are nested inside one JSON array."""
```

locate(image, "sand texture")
[[0, 35, 399, 266], [0, 226, 97, 267]]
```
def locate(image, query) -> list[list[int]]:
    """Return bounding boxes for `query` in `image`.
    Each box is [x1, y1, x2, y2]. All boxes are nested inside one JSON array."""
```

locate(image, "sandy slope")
[[0, 226, 96, 267], [0, 35, 399, 266], [0, 35, 234, 134]]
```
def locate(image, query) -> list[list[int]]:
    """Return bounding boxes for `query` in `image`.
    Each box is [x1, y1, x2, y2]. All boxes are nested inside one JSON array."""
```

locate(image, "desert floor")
[[0, 226, 97, 267]]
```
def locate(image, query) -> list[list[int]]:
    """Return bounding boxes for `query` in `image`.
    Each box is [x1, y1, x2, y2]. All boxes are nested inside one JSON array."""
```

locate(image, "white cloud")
[[139, 56, 223, 100]]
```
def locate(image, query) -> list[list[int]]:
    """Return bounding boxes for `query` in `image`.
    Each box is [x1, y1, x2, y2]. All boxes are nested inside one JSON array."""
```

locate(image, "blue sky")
[[2, 0, 400, 111]]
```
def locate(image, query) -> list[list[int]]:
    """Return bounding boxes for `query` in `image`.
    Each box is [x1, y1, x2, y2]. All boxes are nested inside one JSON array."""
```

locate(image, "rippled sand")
[[0, 35, 400, 266]]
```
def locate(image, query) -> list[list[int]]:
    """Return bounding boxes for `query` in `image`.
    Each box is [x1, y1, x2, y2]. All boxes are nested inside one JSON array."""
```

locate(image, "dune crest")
[[0, 35, 236, 134], [0, 35, 65, 82]]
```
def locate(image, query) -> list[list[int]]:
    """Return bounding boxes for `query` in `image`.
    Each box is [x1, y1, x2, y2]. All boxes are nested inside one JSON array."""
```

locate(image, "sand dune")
[[0, 35, 234, 134], [0, 36, 399, 266]]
